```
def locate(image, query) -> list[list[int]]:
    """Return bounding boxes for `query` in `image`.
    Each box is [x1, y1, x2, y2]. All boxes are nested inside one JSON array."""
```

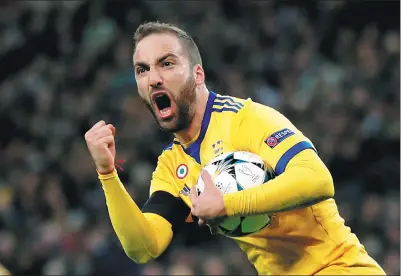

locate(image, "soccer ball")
[[196, 151, 275, 237]]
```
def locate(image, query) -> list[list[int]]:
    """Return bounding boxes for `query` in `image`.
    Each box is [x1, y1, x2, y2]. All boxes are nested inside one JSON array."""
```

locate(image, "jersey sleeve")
[[224, 100, 333, 217], [236, 101, 316, 176], [141, 152, 190, 234]]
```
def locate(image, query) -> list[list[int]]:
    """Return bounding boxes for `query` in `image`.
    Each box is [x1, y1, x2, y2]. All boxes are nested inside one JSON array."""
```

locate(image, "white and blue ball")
[[196, 151, 275, 237]]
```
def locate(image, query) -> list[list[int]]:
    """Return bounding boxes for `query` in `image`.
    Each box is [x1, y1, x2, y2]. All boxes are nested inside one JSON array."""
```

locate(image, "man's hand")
[[200, 216, 226, 235], [85, 120, 116, 174], [190, 170, 227, 228]]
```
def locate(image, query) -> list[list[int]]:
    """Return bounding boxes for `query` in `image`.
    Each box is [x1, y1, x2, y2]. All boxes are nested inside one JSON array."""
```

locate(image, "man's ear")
[[193, 64, 205, 86]]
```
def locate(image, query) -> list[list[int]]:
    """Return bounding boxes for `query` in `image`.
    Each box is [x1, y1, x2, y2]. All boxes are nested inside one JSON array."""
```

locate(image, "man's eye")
[[137, 67, 145, 74], [164, 61, 173, 67]]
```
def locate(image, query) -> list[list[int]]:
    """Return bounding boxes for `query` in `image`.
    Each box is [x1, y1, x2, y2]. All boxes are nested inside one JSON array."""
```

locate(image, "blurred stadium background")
[[0, 1, 399, 275]]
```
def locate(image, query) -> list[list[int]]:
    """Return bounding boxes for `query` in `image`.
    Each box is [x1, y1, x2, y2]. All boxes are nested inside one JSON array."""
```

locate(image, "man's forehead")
[[134, 33, 184, 62]]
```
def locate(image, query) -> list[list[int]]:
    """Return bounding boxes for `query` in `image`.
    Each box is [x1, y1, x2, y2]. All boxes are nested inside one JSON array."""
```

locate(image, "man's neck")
[[174, 87, 210, 145]]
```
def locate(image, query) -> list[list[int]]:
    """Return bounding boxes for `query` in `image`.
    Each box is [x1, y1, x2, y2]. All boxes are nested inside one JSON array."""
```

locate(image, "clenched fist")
[[85, 120, 116, 174]]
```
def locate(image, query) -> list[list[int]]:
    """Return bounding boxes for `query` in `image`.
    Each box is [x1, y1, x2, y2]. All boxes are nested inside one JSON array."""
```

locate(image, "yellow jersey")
[[141, 91, 384, 275]]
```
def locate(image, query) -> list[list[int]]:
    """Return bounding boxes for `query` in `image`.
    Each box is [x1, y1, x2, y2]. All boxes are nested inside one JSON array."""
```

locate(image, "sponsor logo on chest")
[[179, 184, 191, 196]]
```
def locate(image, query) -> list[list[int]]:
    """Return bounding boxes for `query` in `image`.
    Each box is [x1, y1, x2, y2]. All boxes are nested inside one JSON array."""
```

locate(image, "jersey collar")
[[179, 90, 216, 164]]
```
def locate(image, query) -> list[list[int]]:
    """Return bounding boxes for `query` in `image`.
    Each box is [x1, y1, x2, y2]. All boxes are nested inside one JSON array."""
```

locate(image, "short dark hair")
[[133, 21, 202, 67]]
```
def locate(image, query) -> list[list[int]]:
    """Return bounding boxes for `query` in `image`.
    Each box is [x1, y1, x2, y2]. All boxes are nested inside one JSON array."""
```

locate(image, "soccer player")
[[85, 22, 386, 275]]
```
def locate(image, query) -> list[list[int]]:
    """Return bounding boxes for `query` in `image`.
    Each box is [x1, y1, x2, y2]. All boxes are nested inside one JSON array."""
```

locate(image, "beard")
[[141, 75, 197, 133]]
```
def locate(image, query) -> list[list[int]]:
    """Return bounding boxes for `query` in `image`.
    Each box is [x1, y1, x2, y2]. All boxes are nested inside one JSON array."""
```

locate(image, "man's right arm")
[[85, 121, 188, 263], [99, 168, 189, 264]]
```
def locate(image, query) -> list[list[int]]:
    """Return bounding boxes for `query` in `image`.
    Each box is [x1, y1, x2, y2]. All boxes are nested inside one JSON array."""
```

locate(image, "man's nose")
[[149, 70, 163, 89]]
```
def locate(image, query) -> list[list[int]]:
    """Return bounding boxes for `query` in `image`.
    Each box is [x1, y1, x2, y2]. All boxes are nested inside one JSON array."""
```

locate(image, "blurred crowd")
[[0, 1, 399, 275]]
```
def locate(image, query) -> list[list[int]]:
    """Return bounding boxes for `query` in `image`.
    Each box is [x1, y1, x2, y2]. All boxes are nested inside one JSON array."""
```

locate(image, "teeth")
[[160, 108, 171, 116]]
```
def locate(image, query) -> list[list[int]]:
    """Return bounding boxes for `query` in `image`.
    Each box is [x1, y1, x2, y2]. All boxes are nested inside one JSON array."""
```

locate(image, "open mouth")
[[152, 92, 174, 119]]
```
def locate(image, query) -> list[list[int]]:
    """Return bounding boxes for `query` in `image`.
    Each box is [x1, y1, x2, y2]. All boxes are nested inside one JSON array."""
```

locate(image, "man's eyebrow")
[[133, 60, 148, 68], [157, 53, 178, 64], [134, 53, 178, 68]]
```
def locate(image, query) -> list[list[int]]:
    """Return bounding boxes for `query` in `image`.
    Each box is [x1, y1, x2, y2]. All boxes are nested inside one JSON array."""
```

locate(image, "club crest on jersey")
[[265, 128, 295, 148], [176, 164, 188, 179], [212, 140, 224, 156]]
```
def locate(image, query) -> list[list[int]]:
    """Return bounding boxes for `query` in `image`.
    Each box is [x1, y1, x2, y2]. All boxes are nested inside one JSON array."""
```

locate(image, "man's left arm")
[[224, 148, 334, 217], [224, 103, 334, 217]]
